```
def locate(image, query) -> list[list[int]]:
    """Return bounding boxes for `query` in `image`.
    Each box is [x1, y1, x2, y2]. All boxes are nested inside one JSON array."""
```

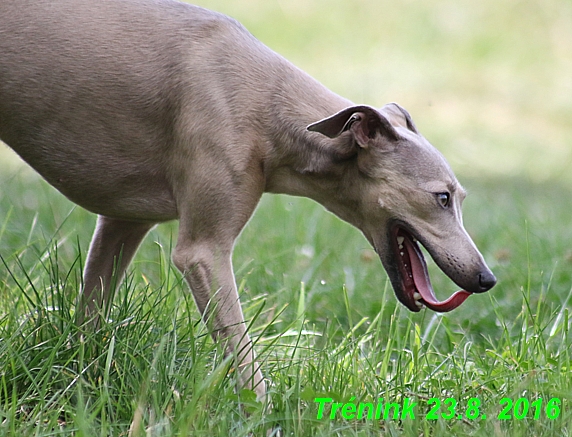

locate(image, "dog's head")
[[307, 103, 496, 312]]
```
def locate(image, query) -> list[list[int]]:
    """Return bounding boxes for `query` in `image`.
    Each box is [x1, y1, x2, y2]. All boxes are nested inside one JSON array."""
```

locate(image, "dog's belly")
[[10, 143, 179, 222], [50, 168, 178, 223]]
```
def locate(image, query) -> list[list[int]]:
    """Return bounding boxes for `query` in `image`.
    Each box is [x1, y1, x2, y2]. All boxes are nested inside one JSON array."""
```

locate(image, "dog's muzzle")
[[387, 226, 496, 312]]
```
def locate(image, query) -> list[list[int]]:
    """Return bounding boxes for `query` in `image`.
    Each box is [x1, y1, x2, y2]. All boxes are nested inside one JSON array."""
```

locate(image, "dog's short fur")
[[0, 0, 495, 401]]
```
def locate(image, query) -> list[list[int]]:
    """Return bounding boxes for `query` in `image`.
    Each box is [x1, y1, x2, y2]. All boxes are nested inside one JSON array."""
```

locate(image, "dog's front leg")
[[172, 178, 266, 402], [173, 241, 265, 400], [80, 216, 154, 325]]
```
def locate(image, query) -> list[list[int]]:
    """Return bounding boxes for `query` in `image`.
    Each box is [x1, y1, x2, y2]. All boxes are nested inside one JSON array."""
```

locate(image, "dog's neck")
[[262, 69, 363, 227]]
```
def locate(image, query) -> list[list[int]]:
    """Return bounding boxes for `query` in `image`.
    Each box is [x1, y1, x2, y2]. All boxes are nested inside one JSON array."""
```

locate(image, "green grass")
[[1, 170, 572, 436], [2, 0, 572, 435]]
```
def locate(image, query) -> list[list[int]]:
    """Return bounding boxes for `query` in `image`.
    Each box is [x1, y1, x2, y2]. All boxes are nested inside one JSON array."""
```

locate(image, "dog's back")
[[0, 0, 274, 220]]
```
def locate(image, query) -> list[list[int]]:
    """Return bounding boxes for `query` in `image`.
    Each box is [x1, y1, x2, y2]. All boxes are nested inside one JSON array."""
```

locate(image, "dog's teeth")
[[415, 300, 423, 308], [413, 292, 421, 300], [397, 236, 404, 245], [400, 252, 404, 257], [399, 244, 403, 250]]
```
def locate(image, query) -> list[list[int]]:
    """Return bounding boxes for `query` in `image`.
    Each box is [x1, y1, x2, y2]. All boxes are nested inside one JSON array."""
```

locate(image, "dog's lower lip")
[[394, 226, 472, 313]]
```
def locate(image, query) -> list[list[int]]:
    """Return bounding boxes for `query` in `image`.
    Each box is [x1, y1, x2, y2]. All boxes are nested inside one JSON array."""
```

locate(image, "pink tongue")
[[405, 237, 471, 312]]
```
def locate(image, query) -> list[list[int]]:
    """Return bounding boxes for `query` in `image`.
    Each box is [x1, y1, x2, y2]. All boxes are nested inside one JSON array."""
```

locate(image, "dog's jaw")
[[388, 226, 473, 313]]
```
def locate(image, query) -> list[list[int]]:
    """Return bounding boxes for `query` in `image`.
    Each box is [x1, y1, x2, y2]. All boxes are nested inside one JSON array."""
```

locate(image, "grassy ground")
[[1, 0, 572, 435]]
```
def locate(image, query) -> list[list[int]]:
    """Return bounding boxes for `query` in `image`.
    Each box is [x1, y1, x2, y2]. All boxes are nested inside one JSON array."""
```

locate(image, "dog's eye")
[[436, 192, 450, 207]]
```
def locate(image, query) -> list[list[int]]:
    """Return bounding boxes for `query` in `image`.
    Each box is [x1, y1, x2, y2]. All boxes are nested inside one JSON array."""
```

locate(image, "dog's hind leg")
[[79, 216, 154, 325]]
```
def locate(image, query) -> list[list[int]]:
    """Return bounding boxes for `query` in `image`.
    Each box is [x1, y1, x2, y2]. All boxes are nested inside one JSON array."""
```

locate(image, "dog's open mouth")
[[393, 227, 471, 312]]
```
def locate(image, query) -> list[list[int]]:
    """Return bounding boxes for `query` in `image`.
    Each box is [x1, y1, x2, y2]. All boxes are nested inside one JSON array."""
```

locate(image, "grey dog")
[[0, 0, 496, 401]]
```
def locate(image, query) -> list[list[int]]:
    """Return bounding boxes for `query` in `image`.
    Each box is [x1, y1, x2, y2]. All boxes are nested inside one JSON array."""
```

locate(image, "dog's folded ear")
[[307, 105, 400, 148], [380, 103, 418, 134]]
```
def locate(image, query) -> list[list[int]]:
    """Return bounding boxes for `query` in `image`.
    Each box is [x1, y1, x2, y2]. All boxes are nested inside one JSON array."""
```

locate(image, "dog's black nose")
[[478, 271, 497, 292]]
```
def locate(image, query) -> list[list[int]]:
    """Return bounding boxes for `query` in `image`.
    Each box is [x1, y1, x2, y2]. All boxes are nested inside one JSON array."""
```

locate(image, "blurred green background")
[[194, 0, 572, 183]]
